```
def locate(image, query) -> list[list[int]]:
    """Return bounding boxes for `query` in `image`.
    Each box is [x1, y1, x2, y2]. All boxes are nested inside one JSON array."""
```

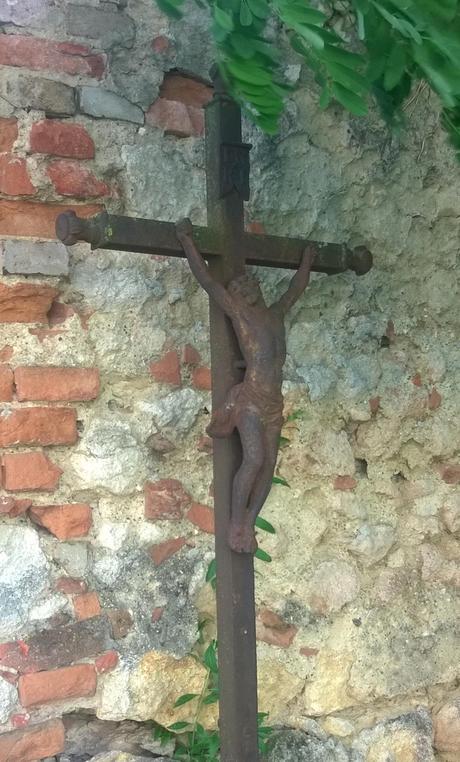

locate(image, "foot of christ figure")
[[176, 217, 314, 554]]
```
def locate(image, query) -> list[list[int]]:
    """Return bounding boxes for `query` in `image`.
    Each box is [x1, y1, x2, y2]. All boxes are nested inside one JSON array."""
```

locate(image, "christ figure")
[[176, 218, 314, 554]]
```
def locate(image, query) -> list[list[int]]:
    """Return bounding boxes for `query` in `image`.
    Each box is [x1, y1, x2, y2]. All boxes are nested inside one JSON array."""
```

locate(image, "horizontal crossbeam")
[[56, 210, 372, 276]]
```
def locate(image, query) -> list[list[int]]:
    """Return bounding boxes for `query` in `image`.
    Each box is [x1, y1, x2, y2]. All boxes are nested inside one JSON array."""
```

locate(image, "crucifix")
[[56, 72, 372, 762]]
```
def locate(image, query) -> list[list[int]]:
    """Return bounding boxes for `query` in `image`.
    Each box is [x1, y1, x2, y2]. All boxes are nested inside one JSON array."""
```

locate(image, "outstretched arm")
[[176, 219, 236, 317], [274, 245, 315, 314]]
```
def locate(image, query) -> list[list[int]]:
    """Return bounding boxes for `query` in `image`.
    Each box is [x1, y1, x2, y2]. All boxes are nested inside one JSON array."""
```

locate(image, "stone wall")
[[0, 0, 459, 760]]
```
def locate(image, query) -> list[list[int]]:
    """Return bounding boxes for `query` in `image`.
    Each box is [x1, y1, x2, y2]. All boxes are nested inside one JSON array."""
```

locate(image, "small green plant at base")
[[153, 520, 277, 758]]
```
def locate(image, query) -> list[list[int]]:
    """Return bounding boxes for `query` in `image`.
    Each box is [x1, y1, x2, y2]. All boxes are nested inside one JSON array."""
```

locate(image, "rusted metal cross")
[[56, 74, 371, 762]]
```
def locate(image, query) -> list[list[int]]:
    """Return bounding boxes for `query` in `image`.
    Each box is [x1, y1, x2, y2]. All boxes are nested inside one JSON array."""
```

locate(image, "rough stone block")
[[0, 719, 65, 762], [0, 407, 77, 447], [30, 119, 95, 158], [0, 675, 17, 723], [0, 366, 13, 401], [15, 366, 100, 401], [0, 617, 113, 674], [55, 576, 88, 594], [0, 282, 58, 323], [0, 35, 105, 78], [3, 239, 69, 276], [0, 199, 101, 239], [47, 159, 110, 198], [434, 697, 460, 753], [65, 4, 136, 49], [79, 87, 144, 124], [18, 663, 97, 707], [144, 479, 192, 520], [29, 503, 92, 540], [0, 71, 76, 116], [0, 154, 36, 196], [3, 451, 63, 491], [0, 117, 18, 152]]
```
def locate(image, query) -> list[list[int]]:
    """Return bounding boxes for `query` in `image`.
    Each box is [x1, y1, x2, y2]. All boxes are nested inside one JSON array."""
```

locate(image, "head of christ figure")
[[228, 272, 264, 306]]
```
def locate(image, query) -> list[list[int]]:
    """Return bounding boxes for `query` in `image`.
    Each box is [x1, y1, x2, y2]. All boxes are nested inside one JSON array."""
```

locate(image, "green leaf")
[[231, 33, 256, 58], [322, 44, 366, 70], [255, 516, 276, 533], [206, 557, 217, 583], [247, 0, 270, 18], [272, 475, 290, 487], [255, 548, 272, 562], [372, 2, 423, 43], [168, 721, 191, 732], [174, 693, 199, 707], [319, 84, 331, 108], [326, 61, 370, 94], [240, 0, 253, 26], [384, 43, 407, 90], [156, 0, 185, 19], [214, 5, 235, 31], [227, 59, 272, 86], [332, 82, 369, 115], [203, 641, 218, 674], [294, 23, 325, 50], [203, 689, 220, 704], [277, 2, 326, 26]]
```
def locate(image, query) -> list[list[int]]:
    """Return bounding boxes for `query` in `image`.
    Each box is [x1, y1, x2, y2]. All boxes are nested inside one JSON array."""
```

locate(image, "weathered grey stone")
[[0, 0, 57, 26], [265, 729, 350, 761], [65, 4, 136, 49], [0, 678, 17, 724], [139, 388, 204, 435], [63, 714, 173, 758], [71, 252, 164, 309], [351, 708, 435, 761], [433, 696, 460, 754], [0, 526, 49, 638], [89, 754, 171, 762], [4, 240, 69, 276], [348, 523, 396, 566], [51, 541, 89, 578], [72, 418, 150, 495], [0, 72, 76, 116], [309, 560, 360, 615], [79, 88, 144, 124], [111, 48, 163, 109]]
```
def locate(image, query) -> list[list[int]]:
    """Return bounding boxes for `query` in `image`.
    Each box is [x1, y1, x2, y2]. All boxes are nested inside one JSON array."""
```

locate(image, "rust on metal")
[[177, 218, 314, 553], [55, 210, 372, 276]]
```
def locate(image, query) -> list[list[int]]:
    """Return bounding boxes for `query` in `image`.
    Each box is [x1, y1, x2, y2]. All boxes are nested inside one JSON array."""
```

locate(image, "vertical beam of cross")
[[205, 76, 260, 761]]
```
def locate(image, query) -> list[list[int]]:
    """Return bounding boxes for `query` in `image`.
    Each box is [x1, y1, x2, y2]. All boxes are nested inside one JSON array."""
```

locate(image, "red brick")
[[299, 646, 319, 658], [11, 713, 30, 729], [428, 388, 442, 410], [30, 119, 95, 158], [55, 577, 88, 594], [256, 607, 298, 649], [369, 396, 380, 413], [159, 72, 213, 108], [152, 606, 164, 622], [0, 35, 105, 78], [18, 663, 96, 707], [0, 496, 31, 517], [144, 478, 191, 520], [149, 350, 181, 386], [95, 650, 118, 674], [47, 159, 110, 198], [440, 464, 460, 485], [0, 154, 35, 196], [48, 301, 76, 326], [0, 199, 101, 238], [0, 365, 13, 401], [0, 282, 58, 323], [0, 407, 77, 447], [412, 373, 423, 387], [183, 343, 201, 365], [73, 591, 101, 620], [3, 451, 62, 491], [152, 35, 171, 53], [147, 98, 204, 138], [333, 475, 357, 491], [15, 366, 100, 401], [192, 366, 212, 390], [0, 719, 65, 762], [0, 345, 13, 362], [186, 502, 215, 534], [149, 536, 187, 566], [29, 503, 92, 539], [0, 117, 18, 152]]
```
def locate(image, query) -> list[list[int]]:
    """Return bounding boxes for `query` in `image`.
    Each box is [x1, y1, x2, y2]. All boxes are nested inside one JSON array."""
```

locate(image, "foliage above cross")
[[156, 0, 460, 157]]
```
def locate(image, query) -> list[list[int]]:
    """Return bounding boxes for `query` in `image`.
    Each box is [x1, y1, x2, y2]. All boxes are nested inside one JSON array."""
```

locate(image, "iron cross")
[[56, 73, 372, 762]]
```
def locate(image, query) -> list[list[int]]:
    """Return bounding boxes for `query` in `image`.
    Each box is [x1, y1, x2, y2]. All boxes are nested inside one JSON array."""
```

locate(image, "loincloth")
[[208, 382, 284, 434]]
